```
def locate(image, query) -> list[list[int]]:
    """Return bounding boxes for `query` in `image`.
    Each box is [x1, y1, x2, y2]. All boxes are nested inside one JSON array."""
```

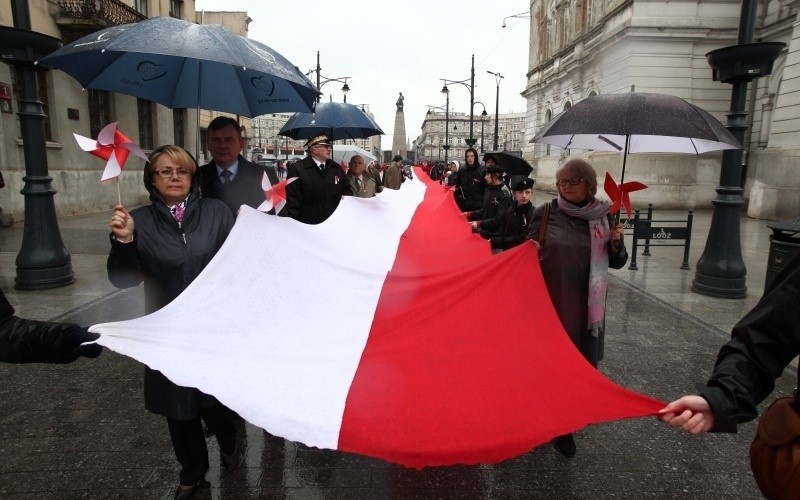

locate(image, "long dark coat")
[[480, 200, 535, 251], [527, 198, 628, 366], [283, 156, 352, 224], [469, 183, 512, 222], [452, 163, 486, 212], [200, 155, 278, 214], [107, 164, 234, 419], [699, 252, 800, 432]]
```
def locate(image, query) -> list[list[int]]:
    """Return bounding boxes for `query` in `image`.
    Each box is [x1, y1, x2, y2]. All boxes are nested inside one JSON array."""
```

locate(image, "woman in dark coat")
[[527, 158, 627, 457], [107, 145, 236, 499]]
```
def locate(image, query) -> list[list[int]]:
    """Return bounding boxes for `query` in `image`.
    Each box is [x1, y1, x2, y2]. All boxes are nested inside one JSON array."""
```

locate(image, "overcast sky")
[[195, 0, 531, 151]]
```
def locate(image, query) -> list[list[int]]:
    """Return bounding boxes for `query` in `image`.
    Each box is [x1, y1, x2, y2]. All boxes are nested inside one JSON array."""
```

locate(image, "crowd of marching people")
[[4, 125, 799, 499]]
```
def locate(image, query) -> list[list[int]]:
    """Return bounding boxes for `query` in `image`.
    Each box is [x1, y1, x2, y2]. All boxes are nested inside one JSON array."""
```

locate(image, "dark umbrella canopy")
[[482, 151, 533, 178], [279, 102, 384, 141], [38, 16, 319, 117], [531, 92, 740, 154]]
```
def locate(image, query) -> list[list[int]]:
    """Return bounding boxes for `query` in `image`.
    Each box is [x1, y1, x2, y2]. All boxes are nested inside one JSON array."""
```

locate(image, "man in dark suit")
[[282, 134, 352, 224], [200, 116, 278, 215]]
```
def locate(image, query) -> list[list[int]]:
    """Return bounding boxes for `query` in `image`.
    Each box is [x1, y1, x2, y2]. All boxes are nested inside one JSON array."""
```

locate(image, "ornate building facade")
[[522, 0, 799, 219]]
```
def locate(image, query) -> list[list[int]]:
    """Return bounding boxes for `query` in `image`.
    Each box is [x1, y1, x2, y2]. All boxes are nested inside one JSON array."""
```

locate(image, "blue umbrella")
[[278, 102, 384, 141], [37, 16, 319, 117]]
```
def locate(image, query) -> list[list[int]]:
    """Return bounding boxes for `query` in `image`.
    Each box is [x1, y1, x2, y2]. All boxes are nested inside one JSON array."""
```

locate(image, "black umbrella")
[[279, 102, 384, 141], [482, 151, 533, 178], [530, 92, 740, 182], [38, 16, 319, 117]]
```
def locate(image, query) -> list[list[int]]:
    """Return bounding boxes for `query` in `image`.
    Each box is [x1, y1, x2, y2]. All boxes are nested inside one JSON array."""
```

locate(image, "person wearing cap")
[[479, 176, 536, 252], [465, 164, 512, 231], [383, 155, 404, 190], [451, 148, 486, 211], [283, 134, 352, 224], [200, 116, 279, 215]]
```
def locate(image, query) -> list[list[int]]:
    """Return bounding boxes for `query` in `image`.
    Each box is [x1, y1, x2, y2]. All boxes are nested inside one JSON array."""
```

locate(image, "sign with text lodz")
[[625, 207, 694, 271]]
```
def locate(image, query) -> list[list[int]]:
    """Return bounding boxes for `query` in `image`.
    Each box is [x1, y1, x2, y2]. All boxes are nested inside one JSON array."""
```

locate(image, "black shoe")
[[173, 479, 209, 500], [554, 434, 576, 458], [221, 443, 242, 474]]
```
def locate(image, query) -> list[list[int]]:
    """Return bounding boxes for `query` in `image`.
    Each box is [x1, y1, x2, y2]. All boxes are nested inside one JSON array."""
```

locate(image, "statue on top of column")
[[396, 92, 404, 112]]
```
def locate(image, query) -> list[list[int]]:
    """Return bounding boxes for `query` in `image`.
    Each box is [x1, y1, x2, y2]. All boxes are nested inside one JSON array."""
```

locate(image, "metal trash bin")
[[765, 216, 800, 289]]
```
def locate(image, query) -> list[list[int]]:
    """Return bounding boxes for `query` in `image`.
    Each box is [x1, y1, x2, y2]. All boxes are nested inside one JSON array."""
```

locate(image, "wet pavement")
[[0, 198, 794, 499]]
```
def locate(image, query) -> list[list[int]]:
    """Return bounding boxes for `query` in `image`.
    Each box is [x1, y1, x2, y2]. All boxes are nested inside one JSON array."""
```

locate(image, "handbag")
[[749, 367, 800, 499]]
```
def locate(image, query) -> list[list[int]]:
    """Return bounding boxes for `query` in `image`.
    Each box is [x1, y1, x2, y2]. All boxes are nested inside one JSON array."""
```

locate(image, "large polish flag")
[[91, 170, 663, 469]]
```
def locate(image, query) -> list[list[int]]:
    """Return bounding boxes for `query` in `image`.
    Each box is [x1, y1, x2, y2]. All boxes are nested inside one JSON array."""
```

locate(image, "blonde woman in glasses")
[[527, 158, 627, 458], [107, 145, 239, 499]]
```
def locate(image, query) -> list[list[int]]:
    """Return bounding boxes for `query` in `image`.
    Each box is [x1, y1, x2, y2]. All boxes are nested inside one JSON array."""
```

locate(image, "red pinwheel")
[[258, 172, 297, 214], [74, 122, 148, 184], [604, 172, 647, 219]]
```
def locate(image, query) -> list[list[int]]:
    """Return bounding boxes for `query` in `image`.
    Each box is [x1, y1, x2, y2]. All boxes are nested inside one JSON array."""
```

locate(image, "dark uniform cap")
[[304, 134, 332, 149], [392, 155, 403, 162], [511, 176, 535, 191], [486, 165, 504, 175]]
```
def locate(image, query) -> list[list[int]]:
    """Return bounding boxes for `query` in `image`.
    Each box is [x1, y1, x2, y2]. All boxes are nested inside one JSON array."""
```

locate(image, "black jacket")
[[699, 253, 800, 432], [200, 155, 278, 215], [469, 183, 512, 223], [107, 163, 234, 419], [283, 156, 352, 224], [452, 163, 486, 212], [480, 201, 535, 251], [0, 290, 90, 363]]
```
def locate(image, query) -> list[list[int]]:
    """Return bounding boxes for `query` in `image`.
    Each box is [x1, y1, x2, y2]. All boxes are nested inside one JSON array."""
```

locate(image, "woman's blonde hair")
[[148, 145, 197, 174], [556, 158, 598, 197]]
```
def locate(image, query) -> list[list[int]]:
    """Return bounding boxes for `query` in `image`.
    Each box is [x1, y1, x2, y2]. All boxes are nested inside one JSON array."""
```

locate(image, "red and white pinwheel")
[[257, 172, 296, 214], [74, 122, 148, 183], [604, 172, 647, 219]]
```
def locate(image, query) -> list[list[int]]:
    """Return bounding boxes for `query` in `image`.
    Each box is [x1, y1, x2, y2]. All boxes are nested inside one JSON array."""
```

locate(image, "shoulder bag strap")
[[538, 202, 550, 248], [794, 366, 800, 410]]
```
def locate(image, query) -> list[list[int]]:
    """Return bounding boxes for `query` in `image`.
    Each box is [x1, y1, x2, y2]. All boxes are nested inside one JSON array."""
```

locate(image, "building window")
[[11, 67, 53, 141], [169, 0, 182, 18], [134, 0, 148, 16], [88, 89, 111, 139], [137, 98, 154, 150], [173, 109, 185, 148]]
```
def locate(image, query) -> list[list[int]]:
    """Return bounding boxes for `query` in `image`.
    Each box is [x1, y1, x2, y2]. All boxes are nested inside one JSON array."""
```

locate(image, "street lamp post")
[[474, 101, 488, 153], [442, 86, 451, 165], [487, 70, 504, 151], [442, 54, 476, 148], [310, 51, 351, 103], [4, 0, 73, 289]]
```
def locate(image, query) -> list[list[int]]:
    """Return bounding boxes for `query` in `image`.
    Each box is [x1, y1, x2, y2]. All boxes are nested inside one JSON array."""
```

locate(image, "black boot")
[[554, 433, 576, 458]]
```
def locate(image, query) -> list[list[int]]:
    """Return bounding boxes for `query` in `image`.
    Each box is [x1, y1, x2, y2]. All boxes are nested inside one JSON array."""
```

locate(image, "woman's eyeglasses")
[[154, 168, 193, 179], [556, 178, 583, 186]]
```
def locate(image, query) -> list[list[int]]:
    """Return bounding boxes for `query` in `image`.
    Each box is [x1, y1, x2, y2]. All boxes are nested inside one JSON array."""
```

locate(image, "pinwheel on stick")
[[74, 122, 148, 205], [257, 172, 297, 215]]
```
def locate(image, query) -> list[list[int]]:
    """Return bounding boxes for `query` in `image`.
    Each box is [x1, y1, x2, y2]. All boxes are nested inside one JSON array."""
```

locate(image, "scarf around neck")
[[557, 195, 612, 336]]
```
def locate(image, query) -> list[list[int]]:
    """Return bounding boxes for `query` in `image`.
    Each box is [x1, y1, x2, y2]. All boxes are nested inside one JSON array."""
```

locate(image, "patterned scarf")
[[557, 195, 612, 337], [170, 200, 186, 228]]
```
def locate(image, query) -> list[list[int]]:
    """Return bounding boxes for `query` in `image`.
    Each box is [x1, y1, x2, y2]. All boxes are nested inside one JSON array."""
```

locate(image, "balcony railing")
[[55, 0, 146, 43]]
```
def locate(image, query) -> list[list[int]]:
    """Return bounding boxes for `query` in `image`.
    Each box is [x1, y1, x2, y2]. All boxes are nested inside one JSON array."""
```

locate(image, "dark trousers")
[[166, 404, 237, 486]]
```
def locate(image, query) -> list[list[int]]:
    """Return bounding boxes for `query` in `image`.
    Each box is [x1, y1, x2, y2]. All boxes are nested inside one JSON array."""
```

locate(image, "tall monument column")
[[391, 92, 407, 158]]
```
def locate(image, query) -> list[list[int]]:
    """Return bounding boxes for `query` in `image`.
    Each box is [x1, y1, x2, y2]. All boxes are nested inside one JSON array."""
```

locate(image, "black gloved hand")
[[64, 326, 102, 359]]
